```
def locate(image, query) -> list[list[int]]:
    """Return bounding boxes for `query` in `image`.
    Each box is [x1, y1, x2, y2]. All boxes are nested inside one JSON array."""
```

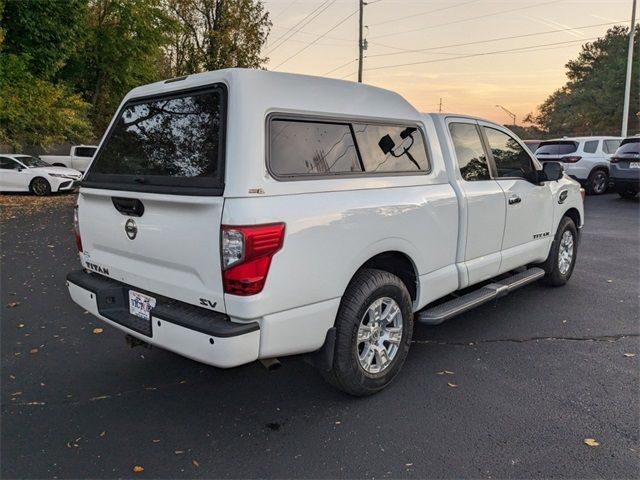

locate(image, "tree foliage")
[[61, 0, 179, 134], [526, 26, 639, 136], [165, 0, 271, 76], [0, 54, 93, 149], [0, 0, 270, 148]]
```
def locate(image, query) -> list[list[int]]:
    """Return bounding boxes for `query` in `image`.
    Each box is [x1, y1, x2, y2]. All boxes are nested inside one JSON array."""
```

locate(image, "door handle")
[[508, 194, 521, 205]]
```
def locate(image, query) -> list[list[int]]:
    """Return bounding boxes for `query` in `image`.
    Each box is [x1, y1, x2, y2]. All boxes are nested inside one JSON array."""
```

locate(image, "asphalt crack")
[[412, 333, 640, 346]]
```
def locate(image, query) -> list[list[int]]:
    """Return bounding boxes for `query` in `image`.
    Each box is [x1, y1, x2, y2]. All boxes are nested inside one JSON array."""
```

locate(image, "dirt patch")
[[0, 193, 77, 221]]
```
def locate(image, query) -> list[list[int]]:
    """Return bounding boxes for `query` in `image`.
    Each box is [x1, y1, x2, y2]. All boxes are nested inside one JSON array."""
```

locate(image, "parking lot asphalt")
[[1, 193, 638, 479]]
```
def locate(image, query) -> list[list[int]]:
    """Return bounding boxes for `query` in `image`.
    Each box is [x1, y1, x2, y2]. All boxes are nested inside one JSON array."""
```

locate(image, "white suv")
[[67, 69, 584, 395], [534, 136, 622, 194]]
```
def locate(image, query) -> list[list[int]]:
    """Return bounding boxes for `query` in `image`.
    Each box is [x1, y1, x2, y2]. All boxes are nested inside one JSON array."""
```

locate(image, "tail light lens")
[[73, 205, 83, 252], [221, 223, 285, 296], [561, 155, 582, 163]]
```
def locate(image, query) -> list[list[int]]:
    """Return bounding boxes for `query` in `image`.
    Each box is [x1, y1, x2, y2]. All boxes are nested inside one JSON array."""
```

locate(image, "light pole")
[[621, 0, 637, 137]]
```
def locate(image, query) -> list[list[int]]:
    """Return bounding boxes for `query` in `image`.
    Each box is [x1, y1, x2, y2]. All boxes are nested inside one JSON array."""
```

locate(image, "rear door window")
[[483, 127, 534, 179], [449, 123, 490, 181], [536, 142, 578, 156], [85, 85, 226, 194], [583, 140, 599, 154]]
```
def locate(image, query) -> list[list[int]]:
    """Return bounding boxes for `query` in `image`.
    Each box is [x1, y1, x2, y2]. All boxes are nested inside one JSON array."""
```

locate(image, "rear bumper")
[[66, 270, 260, 368]]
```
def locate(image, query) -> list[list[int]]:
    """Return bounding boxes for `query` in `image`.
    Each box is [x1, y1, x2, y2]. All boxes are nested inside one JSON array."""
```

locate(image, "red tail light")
[[73, 205, 83, 252], [561, 155, 582, 163], [221, 223, 285, 296]]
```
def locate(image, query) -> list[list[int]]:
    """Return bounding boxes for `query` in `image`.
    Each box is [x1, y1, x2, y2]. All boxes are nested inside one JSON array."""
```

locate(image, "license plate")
[[129, 290, 156, 321], [630, 162, 640, 169]]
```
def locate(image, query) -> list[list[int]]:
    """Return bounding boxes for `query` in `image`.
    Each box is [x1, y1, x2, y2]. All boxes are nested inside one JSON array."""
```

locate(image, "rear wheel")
[[541, 216, 578, 286], [586, 169, 608, 195], [321, 268, 413, 396], [30, 177, 51, 196]]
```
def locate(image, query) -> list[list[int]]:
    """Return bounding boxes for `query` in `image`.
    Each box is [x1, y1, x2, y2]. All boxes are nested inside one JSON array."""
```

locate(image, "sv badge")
[[199, 298, 217, 309]]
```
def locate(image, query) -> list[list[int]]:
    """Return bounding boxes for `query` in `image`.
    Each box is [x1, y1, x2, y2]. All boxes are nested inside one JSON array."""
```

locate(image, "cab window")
[[483, 127, 534, 179], [449, 123, 490, 181]]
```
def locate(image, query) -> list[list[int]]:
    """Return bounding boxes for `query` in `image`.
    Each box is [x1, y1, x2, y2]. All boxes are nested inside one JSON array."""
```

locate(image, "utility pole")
[[438, 98, 443, 112], [496, 104, 516, 126], [358, 0, 364, 83], [621, 0, 637, 137]]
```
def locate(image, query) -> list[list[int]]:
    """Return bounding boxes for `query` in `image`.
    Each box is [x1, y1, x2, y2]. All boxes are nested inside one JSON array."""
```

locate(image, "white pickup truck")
[[41, 145, 97, 172], [66, 69, 584, 396]]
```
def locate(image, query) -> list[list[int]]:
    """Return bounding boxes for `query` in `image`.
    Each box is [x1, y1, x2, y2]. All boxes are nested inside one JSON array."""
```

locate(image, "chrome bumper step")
[[416, 267, 545, 325]]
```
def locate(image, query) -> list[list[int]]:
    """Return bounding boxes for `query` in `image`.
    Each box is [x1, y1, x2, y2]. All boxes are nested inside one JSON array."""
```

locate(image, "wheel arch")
[[356, 250, 419, 302], [563, 207, 581, 229]]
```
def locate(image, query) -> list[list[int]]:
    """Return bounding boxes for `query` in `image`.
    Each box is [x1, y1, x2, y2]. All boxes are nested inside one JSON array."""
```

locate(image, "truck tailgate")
[[78, 189, 226, 313]]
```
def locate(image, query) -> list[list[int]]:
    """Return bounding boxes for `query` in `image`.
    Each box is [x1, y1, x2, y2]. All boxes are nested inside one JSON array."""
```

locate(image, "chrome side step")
[[416, 267, 545, 325]]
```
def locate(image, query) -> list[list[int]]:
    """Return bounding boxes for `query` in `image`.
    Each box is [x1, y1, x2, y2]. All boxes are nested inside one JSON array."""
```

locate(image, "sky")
[[263, 0, 635, 124]]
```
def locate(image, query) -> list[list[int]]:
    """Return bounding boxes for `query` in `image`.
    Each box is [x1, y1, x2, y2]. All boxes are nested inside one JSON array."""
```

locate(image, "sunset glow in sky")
[[264, 0, 634, 124]]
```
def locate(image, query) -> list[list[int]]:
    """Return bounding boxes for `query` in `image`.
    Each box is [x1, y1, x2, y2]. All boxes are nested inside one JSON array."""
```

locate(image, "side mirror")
[[378, 134, 396, 155], [542, 161, 564, 182]]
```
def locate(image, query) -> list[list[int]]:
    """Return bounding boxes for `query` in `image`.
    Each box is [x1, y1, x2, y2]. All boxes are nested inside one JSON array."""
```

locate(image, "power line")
[[365, 36, 599, 72], [366, 20, 622, 58], [273, 8, 359, 69], [266, 0, 336, 55], [369, 0, 479, 27], [324, 57, 358, 76], [336, 36, 599, 79], [370, 0, 564, 40]]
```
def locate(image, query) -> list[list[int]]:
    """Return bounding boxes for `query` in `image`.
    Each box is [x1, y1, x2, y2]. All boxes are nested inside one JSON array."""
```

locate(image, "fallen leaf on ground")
[[623, 353, 636, 357], [99, 431, 106, 437], [133, 465, 144, 473], [18, 324, 24, 328], [447, 382, 458, 388], [606, 279, 613, 283], [30, 348, 39, 354], [152, 439, 160, 443], [175, 450, 185, 454], [6, 302, 20, 308], [437, 370, 455, 375], [93, 328, 103, 334], [584, 438, 599, 447], [192, 460, 200, 467]]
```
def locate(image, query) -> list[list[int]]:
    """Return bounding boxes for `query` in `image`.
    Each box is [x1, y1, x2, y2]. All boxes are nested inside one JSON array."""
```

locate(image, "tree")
[[2, 0, 88, 79], [0, 0, 93, 149], [0, 54, 93, 149], [526, 26, 639, 136], [165, 0, 271, 76], [62, 0, 178, 134]]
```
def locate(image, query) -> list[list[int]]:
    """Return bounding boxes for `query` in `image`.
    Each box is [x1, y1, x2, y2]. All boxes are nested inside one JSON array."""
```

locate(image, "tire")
[[29, 177, 51, 196], [616, 185, 638, 199], [321, 268, 413, 396], [586, 169, 608, 195], [541, 216, 578, 286]]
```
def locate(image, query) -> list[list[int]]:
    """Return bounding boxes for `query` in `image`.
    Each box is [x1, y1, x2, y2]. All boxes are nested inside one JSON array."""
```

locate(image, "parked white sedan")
[[0, 154, 83, 196]]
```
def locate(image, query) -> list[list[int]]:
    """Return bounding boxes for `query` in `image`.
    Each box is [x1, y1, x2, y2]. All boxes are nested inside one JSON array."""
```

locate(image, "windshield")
[[16, 156, 51, 168], [85, 85, 226, 194], [536, 141, 578, 155]]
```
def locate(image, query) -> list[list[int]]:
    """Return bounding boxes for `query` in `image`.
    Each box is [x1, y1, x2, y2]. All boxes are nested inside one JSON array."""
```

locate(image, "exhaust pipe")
[[259, 358, 281, 371], [126, 334, 151, 349]]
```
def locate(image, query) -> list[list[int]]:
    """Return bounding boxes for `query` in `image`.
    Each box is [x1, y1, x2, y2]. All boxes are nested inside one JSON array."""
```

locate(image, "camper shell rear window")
[[83, 85, 227, 195]]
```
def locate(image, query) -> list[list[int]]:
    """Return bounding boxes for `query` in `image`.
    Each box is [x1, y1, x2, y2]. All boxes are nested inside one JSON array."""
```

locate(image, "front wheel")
[[586, 169, 608, 195], [541, 216, 578, 286], [321, 268, 413, 396], [30, 177, 52, 196]]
